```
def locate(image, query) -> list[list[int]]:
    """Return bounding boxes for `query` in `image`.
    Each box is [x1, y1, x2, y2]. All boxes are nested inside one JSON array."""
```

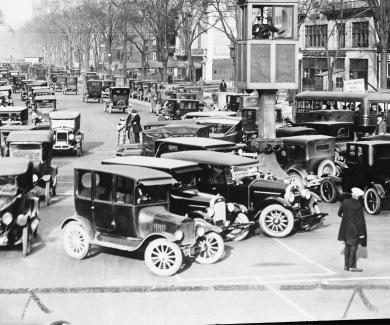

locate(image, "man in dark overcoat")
[[338, 187, 367, 272], [130, 108, 142, 143]]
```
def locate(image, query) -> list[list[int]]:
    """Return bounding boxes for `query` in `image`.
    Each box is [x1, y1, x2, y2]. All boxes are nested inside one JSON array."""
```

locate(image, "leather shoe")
[[348, 267, 363, 272], [344, 266, 348, 271]]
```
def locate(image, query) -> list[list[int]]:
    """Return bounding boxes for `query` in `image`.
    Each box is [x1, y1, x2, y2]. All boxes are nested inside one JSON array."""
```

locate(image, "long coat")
[[131, 113, 142, 133], [338, 198, 367, 246]]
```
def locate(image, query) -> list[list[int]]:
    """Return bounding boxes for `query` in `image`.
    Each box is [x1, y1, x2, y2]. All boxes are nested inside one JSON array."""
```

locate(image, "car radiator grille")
[[153, 223, 166, 233], [181, 221, 195, 245], [213, 201, 226, 223], [56, 132, 68, 141]]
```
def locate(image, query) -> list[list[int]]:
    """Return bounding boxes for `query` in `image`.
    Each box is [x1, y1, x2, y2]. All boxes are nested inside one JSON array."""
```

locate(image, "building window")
[[350, 58, 368, 89], [336, 77, 343, 88], [387, 62, 390, 78], [337, 23, 345, 48], [305, 25, 328, 48], [352, 22, 369, 47]]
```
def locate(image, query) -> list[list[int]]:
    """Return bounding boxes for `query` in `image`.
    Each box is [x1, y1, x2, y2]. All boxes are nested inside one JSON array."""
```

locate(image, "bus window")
[[313, 101, 321, 110], [370, 103, 378, 114]]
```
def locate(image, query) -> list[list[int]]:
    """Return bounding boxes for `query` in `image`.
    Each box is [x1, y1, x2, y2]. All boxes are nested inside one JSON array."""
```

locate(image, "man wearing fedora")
[[338, 187, 367, 272]]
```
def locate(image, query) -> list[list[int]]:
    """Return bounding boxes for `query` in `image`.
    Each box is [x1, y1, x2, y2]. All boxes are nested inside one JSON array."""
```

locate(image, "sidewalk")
[[129, 97, 151, 108]]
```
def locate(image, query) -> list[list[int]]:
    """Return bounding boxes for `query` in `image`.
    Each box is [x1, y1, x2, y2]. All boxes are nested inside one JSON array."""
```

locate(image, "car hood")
[[171, 188, 216, 204], [138, 205, 191, 235], [250, 178, 287, 194]]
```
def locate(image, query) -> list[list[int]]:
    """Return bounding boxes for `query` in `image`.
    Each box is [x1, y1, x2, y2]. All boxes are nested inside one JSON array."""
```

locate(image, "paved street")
[[1, 93, 390, 325]]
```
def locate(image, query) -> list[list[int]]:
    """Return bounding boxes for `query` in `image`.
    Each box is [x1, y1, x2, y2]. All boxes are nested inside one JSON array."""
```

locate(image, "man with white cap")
[[338, 187, 367, 272]]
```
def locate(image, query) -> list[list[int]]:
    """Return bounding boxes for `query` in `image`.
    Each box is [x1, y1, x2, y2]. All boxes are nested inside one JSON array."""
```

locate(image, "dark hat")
[[132, 108, 137, 113]]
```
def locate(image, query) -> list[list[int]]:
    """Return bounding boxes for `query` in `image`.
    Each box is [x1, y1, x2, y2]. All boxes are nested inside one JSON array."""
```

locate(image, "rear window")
[[316, 144, 330, 151]]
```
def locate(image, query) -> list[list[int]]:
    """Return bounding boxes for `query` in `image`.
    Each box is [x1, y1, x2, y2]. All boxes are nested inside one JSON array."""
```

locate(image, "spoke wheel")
[[320, 179, 337, 203], [63, 222, 90, 260], [22, 220, 31, 257], [195, 232, 224, 264], [144, 239, 182, 276], [226, 213, 250, 241], [259, 204, 294, 238], [364, 187, 381, 215]]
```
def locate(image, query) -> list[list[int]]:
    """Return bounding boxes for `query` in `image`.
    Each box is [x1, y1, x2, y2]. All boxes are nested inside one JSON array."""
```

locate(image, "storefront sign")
[[344, 79, 365, 92]]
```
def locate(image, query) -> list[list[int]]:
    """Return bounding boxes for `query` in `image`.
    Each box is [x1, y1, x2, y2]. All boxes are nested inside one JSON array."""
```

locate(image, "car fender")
[[367, 183, 386, 198], [61, 214, 95, 240], [287, 167, 308, 180], [193, 218, 222, 234], [142, 232, 177, 244], [187, 210, 208, 220], [258, 196, 292, 212]]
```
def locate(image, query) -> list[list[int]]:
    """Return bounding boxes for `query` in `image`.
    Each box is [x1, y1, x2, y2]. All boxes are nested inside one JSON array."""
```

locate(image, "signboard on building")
[[343, 79, 365, 92]]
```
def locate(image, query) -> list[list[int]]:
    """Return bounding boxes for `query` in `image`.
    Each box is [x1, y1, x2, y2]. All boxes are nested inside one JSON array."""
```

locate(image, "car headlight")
[[2, 212, 13, 225], [196, 226, 205, 237], [69, 134, 75, 140], [227, 203, 235, 213], [33, 174, 38, 183], [174, 230, 184, 241], [206, 207, 214, 217], [284, 191, 295, 203], [301, 189, 311, 200]]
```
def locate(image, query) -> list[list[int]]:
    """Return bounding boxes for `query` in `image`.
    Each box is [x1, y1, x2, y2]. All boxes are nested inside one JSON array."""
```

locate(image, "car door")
[[112, 175, 136, 238], [92, 171, 114, 233]]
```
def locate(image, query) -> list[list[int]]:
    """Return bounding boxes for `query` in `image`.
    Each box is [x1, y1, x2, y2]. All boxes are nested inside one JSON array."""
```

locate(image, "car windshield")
[[113, 89, 128, 95], [51, 119, 75, 129], [9, 143, 41, 161], [0, 176, 17, 195], [136, 185, 168, 205]]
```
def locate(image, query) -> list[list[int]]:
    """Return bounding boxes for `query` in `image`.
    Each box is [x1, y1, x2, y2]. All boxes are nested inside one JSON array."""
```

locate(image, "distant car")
[[49, 111, 84, 156], [61, 163, 225, 276], [102, 156, 251, 241], [162, 150, 326, 238], [104, 87, 130, 113], [0, 158, 40, 256]]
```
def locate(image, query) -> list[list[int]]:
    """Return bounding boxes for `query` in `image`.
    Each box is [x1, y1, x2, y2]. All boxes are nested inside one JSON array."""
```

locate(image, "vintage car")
[[321, 140, 390, 214], [154, 136, 244, 157], [156, 88, 176, 106], [104, 87, 130, 113], [102, 156, 251, 241], [32, 95, 57, 126], [130, 80, 143, 99], [211, 92, 238, 110], [64, 76, 78, 95], [61, 163, 225, 276], [0, 106, 28, 126], [0, 86, 13, 106], [166, 99, 201, 120], [195, 117, 243, 143], [6, 130, 58, 206], [101, 80, 115, 99], [20, 79, 35, 101], [84, 72, 98, 82], [0, 158, 40, 256], [83, 80, 102, 103], [226, 94, 257, 112], [12, 76, 24, 93], [53, 74, 66, 92], [49, 111, 83, 156], [162, 150, 326, 238], [28, 87, 54, 109], [271, 135, 338, 189]]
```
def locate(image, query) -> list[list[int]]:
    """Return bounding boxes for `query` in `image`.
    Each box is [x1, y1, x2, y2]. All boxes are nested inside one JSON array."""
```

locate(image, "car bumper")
[[53, 143, 75, 150]]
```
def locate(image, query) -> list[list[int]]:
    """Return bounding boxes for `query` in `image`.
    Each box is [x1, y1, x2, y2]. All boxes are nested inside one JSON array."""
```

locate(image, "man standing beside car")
[[130, 108, 142, 143], [337, 187, 367, 272]]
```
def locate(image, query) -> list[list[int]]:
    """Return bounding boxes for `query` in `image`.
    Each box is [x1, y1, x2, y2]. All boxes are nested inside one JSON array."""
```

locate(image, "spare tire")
[[317, 159, 337, 177]]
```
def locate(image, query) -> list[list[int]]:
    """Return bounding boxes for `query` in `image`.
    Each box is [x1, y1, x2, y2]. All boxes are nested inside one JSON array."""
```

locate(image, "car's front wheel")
[[144, 238, 183, 276], [195, 232, 224, 264], [63, 222, 90, 260], [320, 179, 337, 203], [259, 204, 294, 238], [226, 213, 250, 241], [364, 187, 381, 215]]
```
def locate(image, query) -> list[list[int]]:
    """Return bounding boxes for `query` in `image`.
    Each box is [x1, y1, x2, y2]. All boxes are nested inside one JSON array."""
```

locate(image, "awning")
[[315, 69, 344, 77]]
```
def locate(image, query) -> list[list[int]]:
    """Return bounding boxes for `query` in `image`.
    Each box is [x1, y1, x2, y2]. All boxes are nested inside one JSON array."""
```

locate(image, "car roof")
[[33, 88, 52, 92], [156, 136, 236, 147], [278, 134, 334, 144], [49, 111, 80, 119], [276, 126, 318, 135], [0, 157, 31, 176], [0, 125, 34, 131], [0, 86, 12, 91], [0, 106, 27, 112], [76, 162, 176, 184], [110, 86, 130, 90], [296, 91, 390, 102], [102, 156, 200, 171], [7, 130, 53, 143], [182, 111, 236, 118], [161, 150, 259, 167]]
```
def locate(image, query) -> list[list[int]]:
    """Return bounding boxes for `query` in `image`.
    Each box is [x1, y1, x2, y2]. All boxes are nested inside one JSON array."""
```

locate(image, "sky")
[[0, 0, 33, 29]]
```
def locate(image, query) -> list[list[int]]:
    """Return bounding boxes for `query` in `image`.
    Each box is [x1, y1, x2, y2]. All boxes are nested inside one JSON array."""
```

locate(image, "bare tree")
[[366, 0, 390, 89]]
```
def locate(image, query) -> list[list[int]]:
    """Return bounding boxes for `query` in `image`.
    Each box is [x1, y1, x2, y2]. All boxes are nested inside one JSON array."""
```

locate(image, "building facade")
[[299, 0, 378, 91]]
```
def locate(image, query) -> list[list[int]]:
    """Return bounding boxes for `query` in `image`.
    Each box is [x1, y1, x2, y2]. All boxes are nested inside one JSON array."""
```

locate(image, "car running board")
[[93, 233, 142, 252]]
